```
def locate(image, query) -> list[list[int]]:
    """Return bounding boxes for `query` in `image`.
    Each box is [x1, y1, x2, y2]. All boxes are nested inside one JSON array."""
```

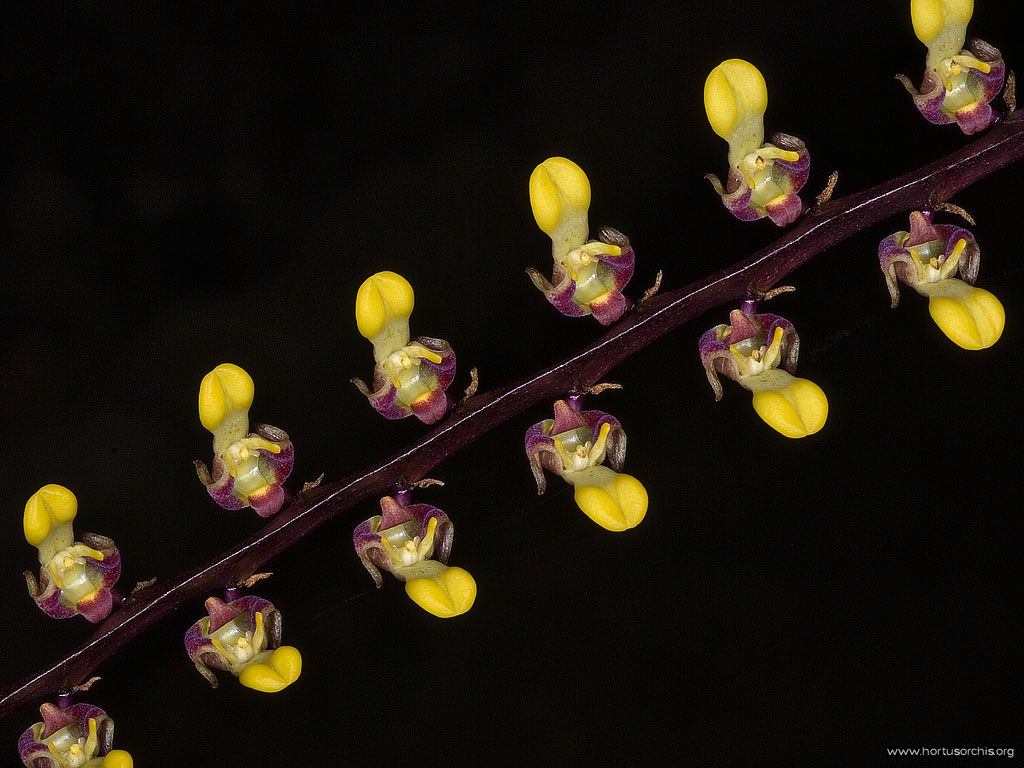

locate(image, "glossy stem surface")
[[2, 112, 1022, 720]]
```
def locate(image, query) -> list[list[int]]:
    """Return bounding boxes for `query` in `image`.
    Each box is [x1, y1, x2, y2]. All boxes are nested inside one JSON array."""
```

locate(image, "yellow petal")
[[704, 59, 767, 141], [199, 363, 254, 432], [101, 750, 134, 768], [928, 286, 1004, 350], [911, 0, 973, 45], [573, 472, 648, 532], [529, 157, 591, 235], [751, 377, 828, 439], [238, 645, 303, 693], [355, 271, 415, 341], [405, 566, 477, 618], [24, 484, 77, 547]]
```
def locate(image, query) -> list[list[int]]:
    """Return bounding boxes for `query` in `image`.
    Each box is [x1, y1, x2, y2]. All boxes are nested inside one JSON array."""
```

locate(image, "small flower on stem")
[[879, 210, 1004, 349], [525, 399, 647, 531], [194, 363, 294, 518], [699, 305, 828, 438], [19, 701, 133, 768], [184, 594, 302, 693], [352, 271, 456, 424], [22, 484, 122, 624], [527, 157, 635, 325], [704, 59, 810, 226], [354, 494, 476, 618], [898, 0, 1005, 134]]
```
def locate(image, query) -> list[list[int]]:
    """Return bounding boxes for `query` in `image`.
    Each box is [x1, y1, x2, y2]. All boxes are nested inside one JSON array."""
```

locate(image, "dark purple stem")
[[2, 112, 1022, 721]]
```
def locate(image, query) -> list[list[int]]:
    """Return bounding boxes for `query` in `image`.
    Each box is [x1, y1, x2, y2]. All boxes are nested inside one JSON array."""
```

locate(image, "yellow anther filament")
[[85, 718, 98, 758], [943, 238, 967, 275], [590, 422, 612, 460], [404, 344, 443, 364], [419, 516, 438, 560], [952, 53, 990, 74], [252, 610, 266, 655]]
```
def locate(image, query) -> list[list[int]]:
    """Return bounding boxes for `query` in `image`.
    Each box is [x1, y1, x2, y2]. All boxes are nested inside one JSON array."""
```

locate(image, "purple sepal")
[[525, 399, 627, 494], [19, 702, 115, 768], [707, 133, 809, 227], [195, 423, 293, 516], [184, 594, 279, 688], [24, 532, 122, 623], [878, 211, 980, 307], [528, 226, 636, 325], [353, 336, 456, 425], [698, 309, 799, 401], [354, 495, 454, 587], [900, 39, 1005, 135]]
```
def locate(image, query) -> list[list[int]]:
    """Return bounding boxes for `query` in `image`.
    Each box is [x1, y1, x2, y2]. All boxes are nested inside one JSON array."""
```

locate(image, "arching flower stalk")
[[526, 398, 648, 532], [354, 494, 476, 618], [184, 594, 302, 693], [352, 271, 456, 424], [22, 485, 122, 624], [194, 363, 294, 517], [879, 210, 1004, 349], [704, 59, 810, 226], [898, 0, 1005, 134], [699, 304, 828, 438], [527, 156, 636, 325]]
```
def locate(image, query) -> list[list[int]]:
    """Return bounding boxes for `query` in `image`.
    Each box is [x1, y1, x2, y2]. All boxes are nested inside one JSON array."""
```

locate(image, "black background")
[[1, 2, 1020, 765]]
